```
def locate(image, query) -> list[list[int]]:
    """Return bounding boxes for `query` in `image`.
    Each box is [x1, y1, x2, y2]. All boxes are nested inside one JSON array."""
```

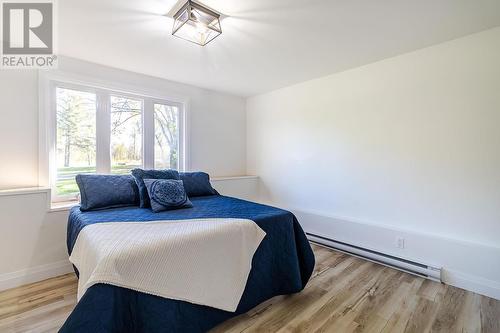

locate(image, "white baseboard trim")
[[442, 269, 500, 300], [287, 207, 500, 301], [0, 260, 74, 292]]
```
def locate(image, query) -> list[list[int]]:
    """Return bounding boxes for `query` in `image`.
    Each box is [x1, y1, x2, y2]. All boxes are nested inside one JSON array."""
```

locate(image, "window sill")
[[211, 175, 258, 181], [0, 186, 50, 197], [50, 200, 79, 212]]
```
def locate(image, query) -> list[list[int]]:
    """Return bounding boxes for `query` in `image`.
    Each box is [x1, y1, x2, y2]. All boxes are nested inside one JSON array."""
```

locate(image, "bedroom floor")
[[0, 244, 498, 333]]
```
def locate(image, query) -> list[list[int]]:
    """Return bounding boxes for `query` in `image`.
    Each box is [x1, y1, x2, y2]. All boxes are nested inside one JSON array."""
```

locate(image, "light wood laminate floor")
[[0, 244, 498, 332]]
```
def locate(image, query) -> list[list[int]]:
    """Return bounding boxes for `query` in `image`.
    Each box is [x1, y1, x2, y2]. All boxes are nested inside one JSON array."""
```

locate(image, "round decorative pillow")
[[143, 179, 192, 212], [150, 179, 188, 206]]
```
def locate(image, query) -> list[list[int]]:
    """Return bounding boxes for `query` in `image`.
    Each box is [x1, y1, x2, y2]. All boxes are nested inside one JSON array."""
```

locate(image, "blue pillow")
[[76, 174, 139, 211], [144, 179, 193, 213], [179, 172, 219, 197], [131, 169, 180, 208]]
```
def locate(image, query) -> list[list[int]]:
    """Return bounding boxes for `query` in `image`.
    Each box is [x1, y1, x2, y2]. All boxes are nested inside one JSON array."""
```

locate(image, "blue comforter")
[[61, 195, 315, 333]]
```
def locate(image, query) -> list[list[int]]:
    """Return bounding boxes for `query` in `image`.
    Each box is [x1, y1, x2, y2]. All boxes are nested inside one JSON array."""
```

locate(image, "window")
[[56, 88, 97, 197], [154, 103, 180, 170], [110, 96, 143, 174], [45, 78, 186, 202]]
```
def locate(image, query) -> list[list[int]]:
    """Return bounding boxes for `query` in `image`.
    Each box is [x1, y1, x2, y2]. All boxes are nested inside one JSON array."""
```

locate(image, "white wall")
[[0, 190, 71, 290], [0, 71, 39, 189], [247, 27, 500, 299], [0, 57, 250, 289]]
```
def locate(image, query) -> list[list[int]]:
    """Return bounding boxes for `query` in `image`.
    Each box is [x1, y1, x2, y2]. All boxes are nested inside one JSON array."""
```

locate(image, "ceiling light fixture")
[[172, 0, 222, 46]]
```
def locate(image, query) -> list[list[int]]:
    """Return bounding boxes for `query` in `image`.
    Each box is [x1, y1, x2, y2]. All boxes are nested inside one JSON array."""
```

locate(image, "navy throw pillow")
[[179, 172, 219, 197], [144, 179, 193, 213], [131, 168, 180, 208], [76, 174, 139, 211]]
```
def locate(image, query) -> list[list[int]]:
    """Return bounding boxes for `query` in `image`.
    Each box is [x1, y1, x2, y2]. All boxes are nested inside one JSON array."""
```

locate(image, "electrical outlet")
[[396, 237, 405, 249]]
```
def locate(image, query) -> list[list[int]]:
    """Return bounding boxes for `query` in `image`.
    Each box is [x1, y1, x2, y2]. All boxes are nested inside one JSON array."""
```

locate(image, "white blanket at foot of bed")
[[69, 218, 266, 312]]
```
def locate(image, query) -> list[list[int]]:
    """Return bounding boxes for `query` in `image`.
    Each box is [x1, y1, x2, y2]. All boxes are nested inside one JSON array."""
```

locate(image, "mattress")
[[61, 195, 315, 333]]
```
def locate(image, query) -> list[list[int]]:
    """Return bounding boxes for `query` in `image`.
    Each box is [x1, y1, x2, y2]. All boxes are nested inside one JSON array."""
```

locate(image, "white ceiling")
[[59, 0, 500, 97]]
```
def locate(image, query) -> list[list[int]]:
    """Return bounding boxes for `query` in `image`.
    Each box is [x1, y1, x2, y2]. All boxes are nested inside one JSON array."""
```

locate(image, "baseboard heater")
[[307, 232, 442, 282]]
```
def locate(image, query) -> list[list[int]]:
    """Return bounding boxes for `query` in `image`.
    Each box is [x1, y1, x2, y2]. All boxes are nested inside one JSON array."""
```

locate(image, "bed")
[[60, 195, 315, 333]]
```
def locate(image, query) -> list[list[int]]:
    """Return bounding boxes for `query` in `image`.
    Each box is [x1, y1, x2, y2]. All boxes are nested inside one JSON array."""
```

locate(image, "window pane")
[[56, 87, 97, 197], [110, 96, 143, 174], [154, 104, 179, 170]]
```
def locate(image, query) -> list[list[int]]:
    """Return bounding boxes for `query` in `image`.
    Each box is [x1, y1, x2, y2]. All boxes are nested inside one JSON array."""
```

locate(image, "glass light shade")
[[172, 1, 222, 46]]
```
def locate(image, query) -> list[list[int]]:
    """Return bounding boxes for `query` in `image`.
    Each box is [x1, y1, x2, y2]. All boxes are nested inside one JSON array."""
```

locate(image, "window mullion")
[[96, 90, 111, 174], [143, 99, 155, 169], [179, 106, 186, 171]]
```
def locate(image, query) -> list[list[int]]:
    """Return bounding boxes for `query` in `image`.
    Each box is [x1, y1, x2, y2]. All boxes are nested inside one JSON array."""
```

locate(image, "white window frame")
[[39, 70, 190, 202]]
